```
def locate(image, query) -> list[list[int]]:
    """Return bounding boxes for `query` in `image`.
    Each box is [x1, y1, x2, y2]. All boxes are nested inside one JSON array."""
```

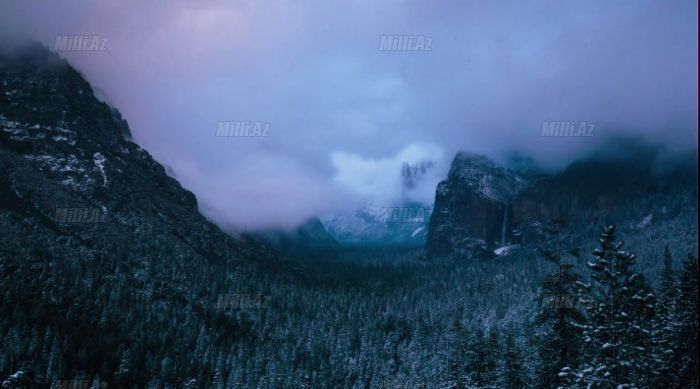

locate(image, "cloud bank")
[[1, 0, 696, 229]]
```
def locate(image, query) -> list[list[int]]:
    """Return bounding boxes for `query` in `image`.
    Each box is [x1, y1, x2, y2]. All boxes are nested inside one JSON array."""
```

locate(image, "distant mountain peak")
[[400, 160, 434, 191]]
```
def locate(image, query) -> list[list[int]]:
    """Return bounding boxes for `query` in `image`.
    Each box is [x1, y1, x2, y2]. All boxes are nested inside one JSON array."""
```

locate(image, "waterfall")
[[500, 203, 509, 246]]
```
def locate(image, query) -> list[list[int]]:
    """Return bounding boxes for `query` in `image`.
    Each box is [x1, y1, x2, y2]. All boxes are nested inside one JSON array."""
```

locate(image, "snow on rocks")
[[93, 152, 108, 186], [494, 244, 520, 257]]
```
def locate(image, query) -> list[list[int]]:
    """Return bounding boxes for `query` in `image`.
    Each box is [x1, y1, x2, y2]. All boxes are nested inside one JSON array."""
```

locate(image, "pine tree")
[[487, 330, 501, 387], [653, 245, 679, 387], [466, 328, 498, 388], [503, 329, 527, 389], [89, 376, 105, 389], [115, 346, 132, 384], [45, 335, 61, 382], [673, 254, 698, 388], [466, 329, 487, 386], [576, 226, 657, 388], [211, 352, 225, 389], [445, 319, 470, 388], [533, 219, 586, 388]]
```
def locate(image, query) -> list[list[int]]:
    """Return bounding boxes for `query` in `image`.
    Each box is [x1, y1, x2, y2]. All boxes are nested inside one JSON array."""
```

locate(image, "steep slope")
[[511, 145, 696, 227], [0, 42, 286, 386], [426, 152, 533, 257], [427, 148, 697, 259]]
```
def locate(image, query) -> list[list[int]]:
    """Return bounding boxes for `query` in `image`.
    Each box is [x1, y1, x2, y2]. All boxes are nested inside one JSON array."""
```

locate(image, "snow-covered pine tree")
[[532, 219, 586, 388], [1, 370, 33, 388], [488, 330, 504, 388], [211, 352, 225, 389], [673, 254, 698, 387], [466, 328, 499, 388], [445, 319, 470, 388], [503, 329, 527, 389], [652, 245, 679, 387], [115, 346, 132, 384], [575, 226, 657, 388]]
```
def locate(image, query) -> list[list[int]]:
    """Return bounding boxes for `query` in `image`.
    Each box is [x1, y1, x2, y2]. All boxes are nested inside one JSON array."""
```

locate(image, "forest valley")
[[1, 222, 697, 388]]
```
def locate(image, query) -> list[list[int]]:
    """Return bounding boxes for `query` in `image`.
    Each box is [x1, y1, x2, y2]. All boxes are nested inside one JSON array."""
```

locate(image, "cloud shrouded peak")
[[331, 144, 445, 207], [1, 0, 696, 230]]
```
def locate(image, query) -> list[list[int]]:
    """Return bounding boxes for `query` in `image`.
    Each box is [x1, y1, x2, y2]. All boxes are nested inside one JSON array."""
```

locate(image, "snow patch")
[[93, 152, 108, 186], [634, 214, 652, 230], [411, 226, 425, 238], [24, 154, 85, 173], [494, 244, 519, 257]]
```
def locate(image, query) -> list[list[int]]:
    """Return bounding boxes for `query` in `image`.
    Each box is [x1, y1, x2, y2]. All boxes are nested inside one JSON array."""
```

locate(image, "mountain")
[[247, 217, 339, 255], [511, 143, 696, 227], [0, 41, 290, 385], [320, 203, 432, 247], [0, 42, 274, 264], [1, 41, 696, 388], [320, 159, 434, 247], [426, 147, 697, 259], [426, 152, 534, 257]]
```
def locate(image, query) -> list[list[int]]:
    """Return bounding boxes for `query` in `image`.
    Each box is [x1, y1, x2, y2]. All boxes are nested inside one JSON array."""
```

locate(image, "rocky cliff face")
[[0, 42, 292, 384], [426, 152, 532, 257], [426, 148, 697, 258], [0, 42, 269, 265]]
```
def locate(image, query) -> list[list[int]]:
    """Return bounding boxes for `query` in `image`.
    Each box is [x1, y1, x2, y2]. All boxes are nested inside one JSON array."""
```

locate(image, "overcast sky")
[[1, 0, 697, 230]]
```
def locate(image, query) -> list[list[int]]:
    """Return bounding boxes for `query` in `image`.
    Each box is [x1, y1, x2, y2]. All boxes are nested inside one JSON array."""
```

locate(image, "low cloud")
[[331, 143, 446, 207], [1, 0, 696, 230]]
